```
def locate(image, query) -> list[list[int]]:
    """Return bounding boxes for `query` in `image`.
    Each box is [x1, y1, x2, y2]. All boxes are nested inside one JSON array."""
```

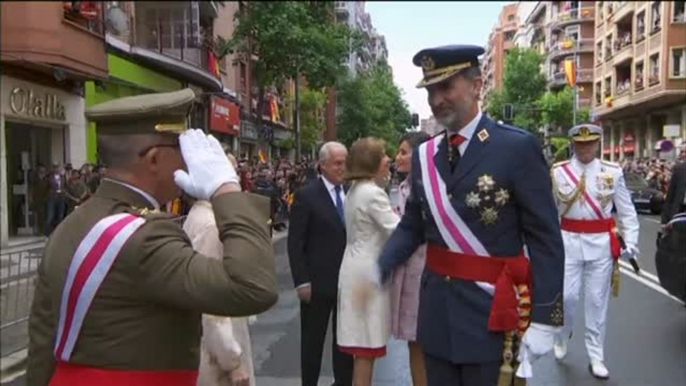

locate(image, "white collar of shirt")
[[447, 110, 482, 156], [104, 178, 160, 209], [321, 176, 345, 205]]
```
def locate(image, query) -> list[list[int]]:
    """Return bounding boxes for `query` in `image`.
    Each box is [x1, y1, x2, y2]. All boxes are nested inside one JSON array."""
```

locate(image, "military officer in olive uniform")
[[27, 89, 277, 386], [377, 45, 565, 385]]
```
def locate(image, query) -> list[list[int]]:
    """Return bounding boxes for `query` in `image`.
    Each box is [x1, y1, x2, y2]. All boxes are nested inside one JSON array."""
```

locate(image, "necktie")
[[449, 134, 466, 172], [334, 185, 345, 224]]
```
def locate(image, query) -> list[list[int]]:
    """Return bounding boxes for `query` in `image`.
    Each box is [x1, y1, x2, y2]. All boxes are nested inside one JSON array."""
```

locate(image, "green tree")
[[225, 2, 355, 156], [299, 87, 327, 154], [537, 86, 592, 133], [336, 62, 412, 155], [485, 48, 547, 132]]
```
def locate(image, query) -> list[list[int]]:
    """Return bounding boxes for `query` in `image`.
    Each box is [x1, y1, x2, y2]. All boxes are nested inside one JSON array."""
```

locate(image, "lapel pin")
[[477, 129, 489, 142]]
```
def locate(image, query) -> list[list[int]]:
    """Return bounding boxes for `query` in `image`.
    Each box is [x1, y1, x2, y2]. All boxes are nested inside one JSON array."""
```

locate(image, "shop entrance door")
[[5, 121, 63, 237]]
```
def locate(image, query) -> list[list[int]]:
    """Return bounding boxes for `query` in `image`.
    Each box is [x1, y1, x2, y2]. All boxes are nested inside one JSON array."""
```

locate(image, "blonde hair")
[[345, 137, 386, 181]]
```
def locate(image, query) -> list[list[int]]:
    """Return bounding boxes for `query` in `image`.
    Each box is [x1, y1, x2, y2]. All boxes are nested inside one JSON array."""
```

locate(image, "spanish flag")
[[270, 96, 280, 122], [208, 51, 221, 78], [564, 59, 576, 87], [259, 148, 268, 164]]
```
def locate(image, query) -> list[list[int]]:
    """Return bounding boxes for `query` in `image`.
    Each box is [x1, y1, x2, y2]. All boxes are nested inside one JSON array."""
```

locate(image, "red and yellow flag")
[[259, 148, 268, 164], [564, 59, 576, 87]]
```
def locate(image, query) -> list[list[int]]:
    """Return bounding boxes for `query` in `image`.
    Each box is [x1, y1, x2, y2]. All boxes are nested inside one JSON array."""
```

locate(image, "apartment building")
[[482, 4, 519, 102], [593, 1, 686, 161]]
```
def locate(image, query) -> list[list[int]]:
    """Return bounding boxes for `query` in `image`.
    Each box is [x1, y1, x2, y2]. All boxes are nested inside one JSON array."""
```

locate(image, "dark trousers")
[[45, 195, 66, 236], [300, 297, 353, 386], [424, 352, 501, 386]]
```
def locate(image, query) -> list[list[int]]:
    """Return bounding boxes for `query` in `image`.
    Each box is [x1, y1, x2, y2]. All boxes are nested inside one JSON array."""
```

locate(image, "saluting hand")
[[174, 129, 240, 200]]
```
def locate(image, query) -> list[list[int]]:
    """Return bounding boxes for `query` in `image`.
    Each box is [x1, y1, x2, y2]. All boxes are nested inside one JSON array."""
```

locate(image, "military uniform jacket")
[[378, 115, 565, 364], [552, 157, 639, 260], [27, 180, 277, 386]]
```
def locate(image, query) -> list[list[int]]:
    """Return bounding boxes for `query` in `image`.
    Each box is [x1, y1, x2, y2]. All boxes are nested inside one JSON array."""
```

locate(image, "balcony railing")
[[616, 79, 631, 96], [548, 38, 594, 59], [552, 7, 595, 26], [614, 33, 632, 53], [134, 18, 212, 73], [548, 68, 594, 87], [63, 1, 104, 35]]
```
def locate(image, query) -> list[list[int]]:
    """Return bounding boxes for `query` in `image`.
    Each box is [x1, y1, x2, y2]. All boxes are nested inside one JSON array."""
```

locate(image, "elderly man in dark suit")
[[288, 141, 354, 386]]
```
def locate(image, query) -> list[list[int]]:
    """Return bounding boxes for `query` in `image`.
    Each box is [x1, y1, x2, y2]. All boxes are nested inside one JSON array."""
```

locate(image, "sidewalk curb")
[[0, 349, 27, 384]]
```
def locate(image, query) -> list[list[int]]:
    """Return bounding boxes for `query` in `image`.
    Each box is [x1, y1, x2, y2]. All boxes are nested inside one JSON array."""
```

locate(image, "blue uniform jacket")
[[378, 115, 564, 364]]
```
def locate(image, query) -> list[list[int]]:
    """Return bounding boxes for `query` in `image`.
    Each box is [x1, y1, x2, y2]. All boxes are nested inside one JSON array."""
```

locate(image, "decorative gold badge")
[[579, 125, 591, 138], [465, 191, 482, 208], [134, 207, 161, 216], [420, 55, 435, 71], [477, 175, 495, 193], [480, 207, 499, 225], [477, 129, 489, 142], [495, 188, 510, 207]]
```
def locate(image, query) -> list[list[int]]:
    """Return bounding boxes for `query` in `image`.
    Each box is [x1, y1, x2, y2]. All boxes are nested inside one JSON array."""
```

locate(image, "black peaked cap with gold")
[[85, 88, 196, 135], [569, 124, 602, 143], [413, 45, 485, 88]]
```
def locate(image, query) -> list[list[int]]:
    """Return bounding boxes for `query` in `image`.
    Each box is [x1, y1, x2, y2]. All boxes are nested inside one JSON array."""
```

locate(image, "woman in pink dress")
[[390, 131, 430, 386]]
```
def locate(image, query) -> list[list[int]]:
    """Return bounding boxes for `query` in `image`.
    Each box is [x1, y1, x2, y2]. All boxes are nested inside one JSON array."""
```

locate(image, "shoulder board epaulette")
[[600, 160, 621, 169], [495, 122, 529, 136], [130, 207, 177, 221], [552, 160, 571, 169]]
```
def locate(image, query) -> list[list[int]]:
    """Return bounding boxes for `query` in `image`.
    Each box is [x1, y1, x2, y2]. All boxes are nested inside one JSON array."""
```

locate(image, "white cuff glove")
[[515, 323, 560, 379], [174, 129, 239, 200], [621, 245, 640, 261]]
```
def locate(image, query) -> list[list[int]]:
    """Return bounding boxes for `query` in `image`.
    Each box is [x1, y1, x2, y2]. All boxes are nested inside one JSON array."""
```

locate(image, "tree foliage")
[[299, 87, 327, 153], [336, 63, 412, 156]]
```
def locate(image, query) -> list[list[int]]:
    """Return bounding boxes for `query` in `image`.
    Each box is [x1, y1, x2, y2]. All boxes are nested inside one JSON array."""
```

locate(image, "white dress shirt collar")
[[321, 176, 345, 204], [571, 156, 599, 172], [103, 178, 160, 209], [447, 110, 482, 156]]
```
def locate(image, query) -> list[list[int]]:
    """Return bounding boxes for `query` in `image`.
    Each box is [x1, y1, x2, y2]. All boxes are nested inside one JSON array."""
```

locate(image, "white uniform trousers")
[[561, 253, 613, 362]]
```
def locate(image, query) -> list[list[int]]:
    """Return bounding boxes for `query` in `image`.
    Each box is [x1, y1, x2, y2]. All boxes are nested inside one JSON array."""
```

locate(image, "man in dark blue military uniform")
[[377, 45, 565, 385]]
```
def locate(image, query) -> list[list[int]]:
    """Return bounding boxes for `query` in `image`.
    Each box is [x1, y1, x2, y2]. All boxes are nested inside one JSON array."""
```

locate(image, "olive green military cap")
[[85, 88, 196, 135]]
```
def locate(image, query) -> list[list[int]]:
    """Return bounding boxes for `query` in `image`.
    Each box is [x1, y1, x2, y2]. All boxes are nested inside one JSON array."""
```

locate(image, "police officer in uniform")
[[377, 45, 565, 385], [27, 89, 278, 386], [550, 124, 639, 379]]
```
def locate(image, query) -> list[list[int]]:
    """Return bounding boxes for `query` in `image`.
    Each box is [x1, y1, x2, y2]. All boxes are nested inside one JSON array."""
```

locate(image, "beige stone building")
[[593, 1, 686, 161]]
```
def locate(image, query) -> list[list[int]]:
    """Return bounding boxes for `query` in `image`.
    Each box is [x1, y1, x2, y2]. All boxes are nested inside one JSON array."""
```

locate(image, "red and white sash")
[[419, 134, 494, 294], [560, 163, 605, 219], [54, 213, 146, 362]]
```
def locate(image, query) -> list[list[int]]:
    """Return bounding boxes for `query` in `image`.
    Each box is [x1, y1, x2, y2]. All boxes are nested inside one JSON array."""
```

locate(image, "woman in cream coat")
[[184, 153, 255, 386], [337, 138, 400, 386]]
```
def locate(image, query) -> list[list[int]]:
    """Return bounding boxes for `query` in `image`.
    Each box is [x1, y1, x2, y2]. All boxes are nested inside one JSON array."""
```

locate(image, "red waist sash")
[[560, 217, 621, 260], [50, 362, 198, 386], [425, 244, 532, 332]]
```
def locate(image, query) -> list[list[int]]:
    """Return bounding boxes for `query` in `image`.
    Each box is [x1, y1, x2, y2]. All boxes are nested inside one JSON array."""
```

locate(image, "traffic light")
[[411, 113, 419, 128], [503, 104, 514, 121]]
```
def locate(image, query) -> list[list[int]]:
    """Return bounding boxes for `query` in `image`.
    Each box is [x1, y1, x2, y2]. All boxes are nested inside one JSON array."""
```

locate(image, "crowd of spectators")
[[621, 157, 677, 194]]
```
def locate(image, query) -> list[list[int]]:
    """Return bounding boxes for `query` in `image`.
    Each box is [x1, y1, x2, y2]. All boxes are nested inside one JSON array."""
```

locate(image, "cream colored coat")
[[337, 181, 400, 351], [184, 201, 256, 386]]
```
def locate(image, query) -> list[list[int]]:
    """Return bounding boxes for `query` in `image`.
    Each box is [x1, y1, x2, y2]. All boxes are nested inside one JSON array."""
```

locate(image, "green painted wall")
[[85, 53, 182, 162]]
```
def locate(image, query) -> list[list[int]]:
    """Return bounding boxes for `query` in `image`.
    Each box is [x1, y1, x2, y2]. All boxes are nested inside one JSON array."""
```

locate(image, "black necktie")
[[449, 134, 465, 172]]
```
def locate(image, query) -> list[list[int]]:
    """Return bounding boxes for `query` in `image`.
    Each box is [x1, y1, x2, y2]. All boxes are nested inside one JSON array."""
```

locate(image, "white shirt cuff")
[[295, 283, 311, 290]]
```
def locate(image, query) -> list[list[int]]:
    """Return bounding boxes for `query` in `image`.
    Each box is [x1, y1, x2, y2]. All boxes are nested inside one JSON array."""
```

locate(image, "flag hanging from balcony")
[[564, 59, 576, 87], [208, 51, 221, 78], [259, 147, 268, 164], [269, 95, 280, 123]]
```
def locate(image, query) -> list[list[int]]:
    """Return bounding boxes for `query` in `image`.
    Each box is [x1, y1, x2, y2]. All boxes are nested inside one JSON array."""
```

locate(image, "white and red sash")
[[560, 162, 605, 219], [418, 134, 494, 294], [54, 213, 146, 362]]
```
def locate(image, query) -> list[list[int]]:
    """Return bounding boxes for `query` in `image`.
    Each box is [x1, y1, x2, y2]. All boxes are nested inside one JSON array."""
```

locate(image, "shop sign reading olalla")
[[9, 87, 66, 121]]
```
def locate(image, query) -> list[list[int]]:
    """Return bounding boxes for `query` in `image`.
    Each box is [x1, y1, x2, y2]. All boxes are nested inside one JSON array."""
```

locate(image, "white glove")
[[174, 129, 239, 200], [515, 323, 560, 378], [621, 245, 639, 261]]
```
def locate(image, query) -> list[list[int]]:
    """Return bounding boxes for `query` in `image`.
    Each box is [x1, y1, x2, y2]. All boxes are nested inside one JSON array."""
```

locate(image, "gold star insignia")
[[477, 175, 495, 193], [495, 188, 510, 207], [480, 207, 499, 225], [465, 192, 481, 208]]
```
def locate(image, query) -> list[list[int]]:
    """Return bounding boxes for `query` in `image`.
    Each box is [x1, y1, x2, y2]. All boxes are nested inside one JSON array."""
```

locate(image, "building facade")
[[1, 1, 108, 245], [593, 1, 686, 161], [482, 4, 519, 103]]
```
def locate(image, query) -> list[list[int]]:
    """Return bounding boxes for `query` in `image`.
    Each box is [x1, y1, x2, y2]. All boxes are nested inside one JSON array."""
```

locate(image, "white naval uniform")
[[551, 156, 639, 362]]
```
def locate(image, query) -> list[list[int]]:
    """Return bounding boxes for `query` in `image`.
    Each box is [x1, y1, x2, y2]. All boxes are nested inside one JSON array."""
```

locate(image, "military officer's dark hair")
[[97, 134, 169, 168], [461, 66, 482, 81]]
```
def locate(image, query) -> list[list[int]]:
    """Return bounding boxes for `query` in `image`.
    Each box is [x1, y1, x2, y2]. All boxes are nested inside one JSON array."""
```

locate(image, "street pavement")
[[2, 210, 685, 385]]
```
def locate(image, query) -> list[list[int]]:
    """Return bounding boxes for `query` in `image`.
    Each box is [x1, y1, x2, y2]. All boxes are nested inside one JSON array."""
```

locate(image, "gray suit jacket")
[[662, 162, 686, 224]]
